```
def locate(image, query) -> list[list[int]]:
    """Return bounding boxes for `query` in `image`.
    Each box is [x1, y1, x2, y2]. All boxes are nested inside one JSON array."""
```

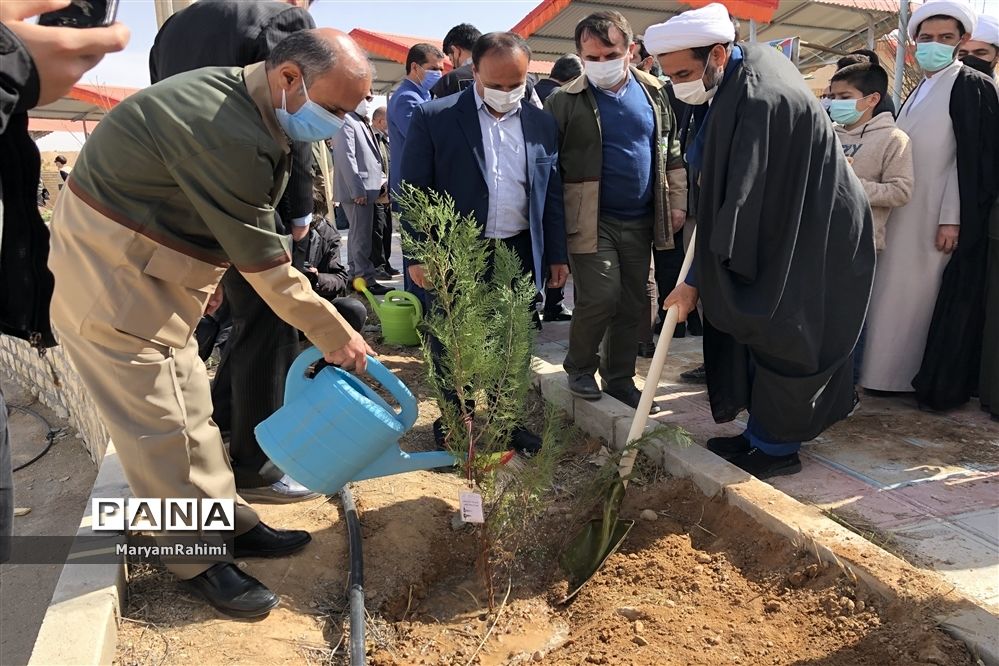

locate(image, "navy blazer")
[[399, 87, 568, 289]]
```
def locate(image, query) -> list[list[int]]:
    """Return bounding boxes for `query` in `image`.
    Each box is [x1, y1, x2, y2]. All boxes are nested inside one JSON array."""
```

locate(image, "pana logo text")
[[92, 498, 236, 532]]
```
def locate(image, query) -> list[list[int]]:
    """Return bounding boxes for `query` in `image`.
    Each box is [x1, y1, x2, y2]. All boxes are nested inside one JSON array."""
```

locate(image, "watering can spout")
[[352, 446, 456, 482], [353, 277, 382, 316]]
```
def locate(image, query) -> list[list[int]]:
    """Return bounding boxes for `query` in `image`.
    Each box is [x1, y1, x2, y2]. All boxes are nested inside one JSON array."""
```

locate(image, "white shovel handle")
[[619, 227, 698, 484]]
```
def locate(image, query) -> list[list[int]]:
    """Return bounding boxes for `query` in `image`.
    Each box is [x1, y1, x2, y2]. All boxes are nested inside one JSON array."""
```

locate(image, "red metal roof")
[[28, 83, 139, 131]]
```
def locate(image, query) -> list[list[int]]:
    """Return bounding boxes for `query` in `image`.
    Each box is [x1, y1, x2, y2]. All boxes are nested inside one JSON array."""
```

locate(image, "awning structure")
[[351, 28, 554, 94], [28, 84, 138, 137], [350, 29, 447, 93], [511, 0, 900, 70]]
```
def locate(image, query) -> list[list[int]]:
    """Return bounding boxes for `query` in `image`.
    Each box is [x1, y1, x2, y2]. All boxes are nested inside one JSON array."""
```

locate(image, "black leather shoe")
[[567, 374, 602, 400], [182, 562, 279, 618], [638, 342, 656, 358], [233, 522, 311, 559], [385, 265, 401, 276], [729, 448, 802, 480], [543, 306, 573, 322], [604, 385, 661, 415], [706, 433, 752, 460], [510, 427, 542, 457], [680, 364, 707, 384]]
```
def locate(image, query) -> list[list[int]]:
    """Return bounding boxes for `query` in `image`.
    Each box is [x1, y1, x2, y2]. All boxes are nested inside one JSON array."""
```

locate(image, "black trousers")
[[210, 269, 300, 488], [371, 203, 393, 270], [211, 274, 369, 488], [653, 229, 702, 334]]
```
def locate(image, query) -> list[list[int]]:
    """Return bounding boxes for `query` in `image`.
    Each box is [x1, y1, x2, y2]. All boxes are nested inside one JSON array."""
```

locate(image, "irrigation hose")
[[340, 485, 366, 666], [9, 405, 60, 473]]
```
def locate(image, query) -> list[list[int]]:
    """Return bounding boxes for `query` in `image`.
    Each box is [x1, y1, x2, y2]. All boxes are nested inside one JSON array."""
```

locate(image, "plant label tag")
[[458, 491, 485, 524]]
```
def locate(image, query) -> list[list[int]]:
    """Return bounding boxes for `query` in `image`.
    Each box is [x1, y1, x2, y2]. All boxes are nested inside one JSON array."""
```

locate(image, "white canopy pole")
[[893, 0, 911, 109]]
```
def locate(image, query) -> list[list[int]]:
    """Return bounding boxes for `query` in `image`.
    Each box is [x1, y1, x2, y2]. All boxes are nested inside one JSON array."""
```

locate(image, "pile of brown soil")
[[114, 342, 976, 666]]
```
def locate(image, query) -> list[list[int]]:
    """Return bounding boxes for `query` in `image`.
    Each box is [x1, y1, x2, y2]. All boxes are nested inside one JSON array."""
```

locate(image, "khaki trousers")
[[49, 188, 259, 579]]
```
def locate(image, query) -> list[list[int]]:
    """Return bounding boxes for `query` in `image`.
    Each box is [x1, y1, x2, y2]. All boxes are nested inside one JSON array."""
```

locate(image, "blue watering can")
[[254, 347, 456, 494]]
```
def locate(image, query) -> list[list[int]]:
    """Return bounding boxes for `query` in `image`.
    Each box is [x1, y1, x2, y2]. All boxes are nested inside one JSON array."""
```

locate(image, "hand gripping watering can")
[[354, 278, 423, 346], [254, 347, 456, 494]]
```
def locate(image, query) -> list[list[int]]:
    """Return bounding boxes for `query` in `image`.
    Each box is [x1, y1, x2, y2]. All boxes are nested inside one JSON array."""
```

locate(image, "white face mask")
[[481, 83, 525, 114], [355, 99, 370, 118], [671, 61, 719, 105], [584, 56, 628, 89]]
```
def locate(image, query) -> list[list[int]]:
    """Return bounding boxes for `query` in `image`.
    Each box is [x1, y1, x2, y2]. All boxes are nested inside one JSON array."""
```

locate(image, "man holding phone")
[[0, 0, 128, 564]]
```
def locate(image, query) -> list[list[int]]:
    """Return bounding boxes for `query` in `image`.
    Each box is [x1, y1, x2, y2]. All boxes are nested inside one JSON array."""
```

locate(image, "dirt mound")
[[364, 477, 973, 666], [115, 343, 977, 666]]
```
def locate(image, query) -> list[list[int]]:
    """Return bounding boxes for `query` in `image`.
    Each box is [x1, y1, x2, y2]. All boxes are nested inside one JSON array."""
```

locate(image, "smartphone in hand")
[[38, 0, 119, 28]]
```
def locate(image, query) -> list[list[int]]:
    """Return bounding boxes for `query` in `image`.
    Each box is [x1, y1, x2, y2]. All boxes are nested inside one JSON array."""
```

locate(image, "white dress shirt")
[[473, 86, 530, 239]]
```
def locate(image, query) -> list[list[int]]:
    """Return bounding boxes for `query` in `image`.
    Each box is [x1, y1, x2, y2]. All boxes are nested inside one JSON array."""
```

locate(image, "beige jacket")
[[836, 112, 914, 251]]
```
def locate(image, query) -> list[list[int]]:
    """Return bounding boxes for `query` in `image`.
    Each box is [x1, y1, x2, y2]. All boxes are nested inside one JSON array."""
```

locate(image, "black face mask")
[[961, 54, 997, 77]]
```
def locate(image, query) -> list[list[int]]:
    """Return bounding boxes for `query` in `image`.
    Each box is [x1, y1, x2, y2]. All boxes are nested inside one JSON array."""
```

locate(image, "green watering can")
[[354, 278, 423, 346]]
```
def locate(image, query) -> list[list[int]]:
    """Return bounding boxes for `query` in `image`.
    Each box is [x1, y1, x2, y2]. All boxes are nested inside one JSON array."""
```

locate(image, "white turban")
[[908, 0, 977, 40], [972, 13, 999, 46], [644, 3, 736, 56]]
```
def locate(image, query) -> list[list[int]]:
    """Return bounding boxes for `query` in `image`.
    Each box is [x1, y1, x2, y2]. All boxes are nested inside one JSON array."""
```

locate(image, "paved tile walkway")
[[353, 227, 999, 610]]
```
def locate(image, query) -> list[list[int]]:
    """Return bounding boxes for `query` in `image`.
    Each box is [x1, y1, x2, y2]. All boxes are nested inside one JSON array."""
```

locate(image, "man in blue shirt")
[[388, 43, 446, 298], [545, 11, 687, 414]]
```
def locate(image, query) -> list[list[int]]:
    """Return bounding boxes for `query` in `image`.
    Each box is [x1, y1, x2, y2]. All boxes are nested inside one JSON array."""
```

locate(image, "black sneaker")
[[848, 391, 861, 417], [604, 385, 661, 415], [729, 447, 802, 480], [680, 364, 707, 384], [510, 427, 542, 457], [543, 306, 573, 322], [364, 281, 391, 296], [706, 433, 751, 460]]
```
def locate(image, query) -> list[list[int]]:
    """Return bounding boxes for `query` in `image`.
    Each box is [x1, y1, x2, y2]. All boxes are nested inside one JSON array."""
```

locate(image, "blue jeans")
[[745, 415, 801, 456]]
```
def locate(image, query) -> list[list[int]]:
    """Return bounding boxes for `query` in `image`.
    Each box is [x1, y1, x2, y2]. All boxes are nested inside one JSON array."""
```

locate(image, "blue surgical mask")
[[829, 98, 865, 125], [275, 85, 345, 143], [420, 67, 442, 93], [915, 41, 957, 72]]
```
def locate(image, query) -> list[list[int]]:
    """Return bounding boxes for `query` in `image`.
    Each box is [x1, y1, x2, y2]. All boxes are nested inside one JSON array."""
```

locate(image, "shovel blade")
[[559, 517, 635, 603]]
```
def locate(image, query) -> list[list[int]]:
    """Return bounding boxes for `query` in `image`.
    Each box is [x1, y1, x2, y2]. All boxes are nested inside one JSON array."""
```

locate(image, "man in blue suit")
[[400, 32, 569, 453], [388, 43, 447, 298]]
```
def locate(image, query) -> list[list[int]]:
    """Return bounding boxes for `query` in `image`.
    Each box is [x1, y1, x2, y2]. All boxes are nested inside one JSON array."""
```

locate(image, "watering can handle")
[[283, 348, 419, 432], [284, 346, 325, 405], [363, 357, 420, 431], [387, 290, 423, 322]]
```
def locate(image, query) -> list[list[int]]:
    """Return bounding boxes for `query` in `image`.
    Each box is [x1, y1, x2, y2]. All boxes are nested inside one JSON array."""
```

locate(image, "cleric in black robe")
[[912, 9, 999, 412], [646, 3, 875, 479]]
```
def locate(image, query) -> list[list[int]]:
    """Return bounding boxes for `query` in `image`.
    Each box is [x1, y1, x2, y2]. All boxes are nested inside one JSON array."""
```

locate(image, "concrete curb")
[[28, 442, 129, 666], [533, 364, 999, 665]]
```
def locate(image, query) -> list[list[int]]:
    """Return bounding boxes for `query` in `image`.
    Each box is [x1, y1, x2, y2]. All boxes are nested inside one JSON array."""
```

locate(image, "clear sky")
[[85, 0, 541, 89]]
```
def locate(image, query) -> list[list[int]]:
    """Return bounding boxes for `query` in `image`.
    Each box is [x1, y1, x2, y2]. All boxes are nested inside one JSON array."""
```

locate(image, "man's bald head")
[[266, 29, 373, 119], [267, 29, 370, 84]]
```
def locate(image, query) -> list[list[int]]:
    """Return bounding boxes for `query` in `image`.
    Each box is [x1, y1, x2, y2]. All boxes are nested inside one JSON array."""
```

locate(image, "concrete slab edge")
[[533, 363, 999, 665], [28, 441, 130, 666]]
